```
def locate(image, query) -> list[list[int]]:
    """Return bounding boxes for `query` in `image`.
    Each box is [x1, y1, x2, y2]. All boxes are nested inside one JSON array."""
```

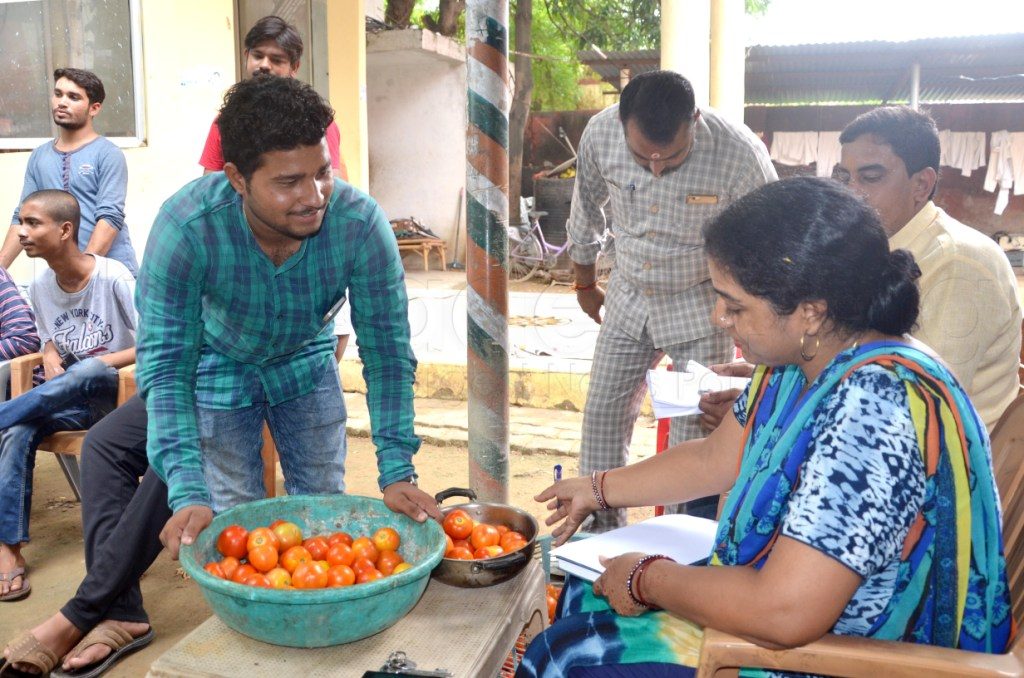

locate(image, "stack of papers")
[[552, 514, 719, 582], [646, 360, 750, 419]]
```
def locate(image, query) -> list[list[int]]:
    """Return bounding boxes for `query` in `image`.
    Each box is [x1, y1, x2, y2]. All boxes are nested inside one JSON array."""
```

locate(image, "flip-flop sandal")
[[0, 568, 30, 602], [0, 630, 59, 677], [51, 623, 154, 678]]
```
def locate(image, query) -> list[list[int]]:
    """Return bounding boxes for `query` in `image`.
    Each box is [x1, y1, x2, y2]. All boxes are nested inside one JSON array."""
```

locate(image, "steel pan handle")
[[434, 487, 477, 505], [470, 548, 530, 573]]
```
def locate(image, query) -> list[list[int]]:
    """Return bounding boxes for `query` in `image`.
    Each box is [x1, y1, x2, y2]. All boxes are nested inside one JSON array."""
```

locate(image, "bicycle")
[[508, 210, 615, 284], [508, 210, 568, 283]]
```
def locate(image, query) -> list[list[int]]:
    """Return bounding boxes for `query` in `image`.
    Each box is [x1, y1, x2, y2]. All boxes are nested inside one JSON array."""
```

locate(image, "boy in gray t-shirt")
[[0, 189, 135, 602], [30, 253, 135, 368]]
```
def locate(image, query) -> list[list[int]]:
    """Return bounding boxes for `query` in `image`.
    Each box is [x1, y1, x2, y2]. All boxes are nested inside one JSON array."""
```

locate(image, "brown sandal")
[[0, 630, 59, 676], [51, 622, 154, 678], [0, 567, 30, 602]]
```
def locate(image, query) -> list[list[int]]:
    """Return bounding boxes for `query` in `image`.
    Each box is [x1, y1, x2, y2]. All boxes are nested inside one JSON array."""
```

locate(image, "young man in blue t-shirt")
[[2, 68, 139, 276]]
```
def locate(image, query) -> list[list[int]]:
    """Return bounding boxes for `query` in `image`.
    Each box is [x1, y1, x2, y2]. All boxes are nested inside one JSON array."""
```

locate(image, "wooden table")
[[397, 238, 448, 271], [147, 560, 547, 677]]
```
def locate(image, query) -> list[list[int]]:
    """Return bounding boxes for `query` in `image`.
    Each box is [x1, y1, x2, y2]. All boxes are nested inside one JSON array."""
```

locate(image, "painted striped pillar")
[[466, 0, 510, 503]]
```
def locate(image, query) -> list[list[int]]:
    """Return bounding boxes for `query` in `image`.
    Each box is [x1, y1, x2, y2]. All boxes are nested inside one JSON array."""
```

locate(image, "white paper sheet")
[[552, 514, 719, 582], [646, 360, 750, 419]]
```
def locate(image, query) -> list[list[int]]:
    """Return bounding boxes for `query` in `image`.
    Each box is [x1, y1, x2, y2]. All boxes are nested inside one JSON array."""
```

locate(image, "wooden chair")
[[10, 354, 136, 501], [9, 354, 280, 500], [697, 393, 1024, 678]]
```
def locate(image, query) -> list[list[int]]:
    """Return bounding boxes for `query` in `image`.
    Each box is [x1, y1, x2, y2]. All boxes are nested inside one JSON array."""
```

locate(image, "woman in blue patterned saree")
[[517, 177, 1013, 677]]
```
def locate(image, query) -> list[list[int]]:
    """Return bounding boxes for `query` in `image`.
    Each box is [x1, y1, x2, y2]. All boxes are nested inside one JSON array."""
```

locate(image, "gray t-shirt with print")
[[29, 254, 136, 363]]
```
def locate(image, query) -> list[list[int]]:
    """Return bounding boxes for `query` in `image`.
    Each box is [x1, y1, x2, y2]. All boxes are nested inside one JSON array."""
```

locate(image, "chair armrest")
[[117, 364, 136, 407], [697, 628, 1022, 678], [9, 353, 43, 399]]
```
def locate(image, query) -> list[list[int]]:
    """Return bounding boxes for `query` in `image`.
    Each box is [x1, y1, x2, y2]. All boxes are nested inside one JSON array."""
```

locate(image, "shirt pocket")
[[669, 199, 728, 246]]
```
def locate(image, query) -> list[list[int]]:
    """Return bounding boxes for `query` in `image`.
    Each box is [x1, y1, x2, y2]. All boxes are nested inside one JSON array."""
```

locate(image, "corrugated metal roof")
[[578, 34, 1024, 105]]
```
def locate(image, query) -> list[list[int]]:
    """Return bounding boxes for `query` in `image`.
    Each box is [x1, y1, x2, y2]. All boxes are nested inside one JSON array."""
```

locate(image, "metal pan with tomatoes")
[[432, 487, 538, 588]]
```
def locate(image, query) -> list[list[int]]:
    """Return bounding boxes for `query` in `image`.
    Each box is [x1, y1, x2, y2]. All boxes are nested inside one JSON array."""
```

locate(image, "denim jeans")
[[0, 358, 118, 545], [197, 363, 347, 513]]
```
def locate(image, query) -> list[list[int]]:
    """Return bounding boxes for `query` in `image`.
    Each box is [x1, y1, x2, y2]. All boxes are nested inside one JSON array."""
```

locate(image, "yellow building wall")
[[0, 0, 237, 283]]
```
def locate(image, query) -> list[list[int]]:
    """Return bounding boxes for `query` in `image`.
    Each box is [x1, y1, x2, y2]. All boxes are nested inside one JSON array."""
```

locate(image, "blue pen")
[[554, 464, 563, 508]]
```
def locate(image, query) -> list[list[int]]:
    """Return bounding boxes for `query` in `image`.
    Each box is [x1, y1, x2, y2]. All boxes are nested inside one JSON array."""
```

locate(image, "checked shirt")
[[567, 105, 776, 347], [136, 175, 419, 512]]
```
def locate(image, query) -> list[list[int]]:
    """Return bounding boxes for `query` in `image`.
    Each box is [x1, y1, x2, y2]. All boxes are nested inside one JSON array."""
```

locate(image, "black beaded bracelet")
[[626, 554, 675, 609], [591, 471, 610, 510]]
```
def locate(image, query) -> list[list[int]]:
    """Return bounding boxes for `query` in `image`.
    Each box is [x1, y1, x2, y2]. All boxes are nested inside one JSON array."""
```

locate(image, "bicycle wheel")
[[509, 233, 542, 283]]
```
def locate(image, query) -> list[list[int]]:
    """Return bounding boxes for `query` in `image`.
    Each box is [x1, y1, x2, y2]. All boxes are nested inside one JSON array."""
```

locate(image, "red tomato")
[[547, 594, 558, 623], [326, 542, 355, 567], [326, 564, 356, 587], [445, 534, 454, 553], [473, 545, 504, 559], [356, 568, 384, 584], [271, 521, 304, 552], [376, 550, 404, 576], [502, 538, 527, 553], [351, 537, 379, 565], [500, 531, 528, 551], [352, 557, 377, 575], [327, 532, 353, 547], [443, 510, 474, 540], [216, 525, 249, 559], [372, 527, 401, 553], [280, 545, 313, 574], [292, 562, 329, 589], [303, 536, 330, 561], [248, 544, 279, 573], [470, 523, 500, 550], [231, 563, 257, 584], [392, 562, 413, 575], [219, 556, 241, 579], [268, 519, 286, 530], [204, 562, 226, 578], [266, 567, 292, 588], [452, 539, 471, 551], [445, 546, 474, 560], [247, 527, 280, 553], [243, 573, 272, 588], [496, 524, 510, 535]]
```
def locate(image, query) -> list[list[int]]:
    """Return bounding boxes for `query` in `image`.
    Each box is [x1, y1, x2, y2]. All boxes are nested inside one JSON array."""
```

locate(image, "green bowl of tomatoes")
[[179, 494, 446, 647]]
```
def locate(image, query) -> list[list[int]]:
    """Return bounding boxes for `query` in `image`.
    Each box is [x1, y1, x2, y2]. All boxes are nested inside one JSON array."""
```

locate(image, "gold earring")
[[800, 333, 819, 361]]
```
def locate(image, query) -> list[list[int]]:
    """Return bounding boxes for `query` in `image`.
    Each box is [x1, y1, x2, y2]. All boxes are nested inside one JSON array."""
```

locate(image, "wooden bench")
[[397, 237, 447, 271]]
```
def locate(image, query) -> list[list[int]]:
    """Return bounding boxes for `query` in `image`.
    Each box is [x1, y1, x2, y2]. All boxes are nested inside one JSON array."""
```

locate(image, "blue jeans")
[[197, 364, 347, 512], [0, 358, 118, 545]]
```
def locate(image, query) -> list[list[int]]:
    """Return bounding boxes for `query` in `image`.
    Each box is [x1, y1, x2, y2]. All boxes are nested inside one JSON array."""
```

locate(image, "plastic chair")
[[697, 392, 1024, 678]]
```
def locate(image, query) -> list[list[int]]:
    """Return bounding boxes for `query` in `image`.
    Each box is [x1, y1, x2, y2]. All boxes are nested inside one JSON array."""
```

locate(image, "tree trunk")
[[385, 0, 416, 28], [508, 0, 533, 227], [437, 0, 465, 36]]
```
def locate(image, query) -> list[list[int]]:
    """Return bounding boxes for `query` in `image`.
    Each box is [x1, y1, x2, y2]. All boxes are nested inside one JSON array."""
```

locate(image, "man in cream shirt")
[[837, 106, 1021, 430]]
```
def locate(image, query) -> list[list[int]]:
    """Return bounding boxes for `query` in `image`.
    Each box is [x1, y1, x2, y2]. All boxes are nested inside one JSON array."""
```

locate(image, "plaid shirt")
[[568, 106, 776, 346], [136, 175, 419, 512]]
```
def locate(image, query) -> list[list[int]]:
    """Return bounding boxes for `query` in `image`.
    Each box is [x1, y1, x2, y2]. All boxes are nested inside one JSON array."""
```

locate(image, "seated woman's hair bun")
[[864, 249, 921, 336]]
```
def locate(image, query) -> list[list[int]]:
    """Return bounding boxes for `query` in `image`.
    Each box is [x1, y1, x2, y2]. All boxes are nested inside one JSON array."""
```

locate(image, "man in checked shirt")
[[568, 71, 776, 531]]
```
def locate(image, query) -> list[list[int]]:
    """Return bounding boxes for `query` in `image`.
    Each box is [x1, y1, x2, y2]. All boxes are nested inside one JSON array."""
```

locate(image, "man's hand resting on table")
[[161, 505, 213, 560], [698, 361, 756, 433], [383, 481, 443, 523]]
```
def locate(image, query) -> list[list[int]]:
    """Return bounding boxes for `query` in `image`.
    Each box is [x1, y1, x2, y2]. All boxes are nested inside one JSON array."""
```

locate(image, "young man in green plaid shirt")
[[139, 75, 442, 553]]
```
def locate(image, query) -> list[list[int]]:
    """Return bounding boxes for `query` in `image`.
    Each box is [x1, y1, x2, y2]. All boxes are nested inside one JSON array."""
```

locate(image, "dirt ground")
[[1, 438, 651, 677]]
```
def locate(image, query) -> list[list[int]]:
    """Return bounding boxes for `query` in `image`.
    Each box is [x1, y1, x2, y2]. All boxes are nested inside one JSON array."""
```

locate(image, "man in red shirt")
[[199, 15, 349, 183]]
